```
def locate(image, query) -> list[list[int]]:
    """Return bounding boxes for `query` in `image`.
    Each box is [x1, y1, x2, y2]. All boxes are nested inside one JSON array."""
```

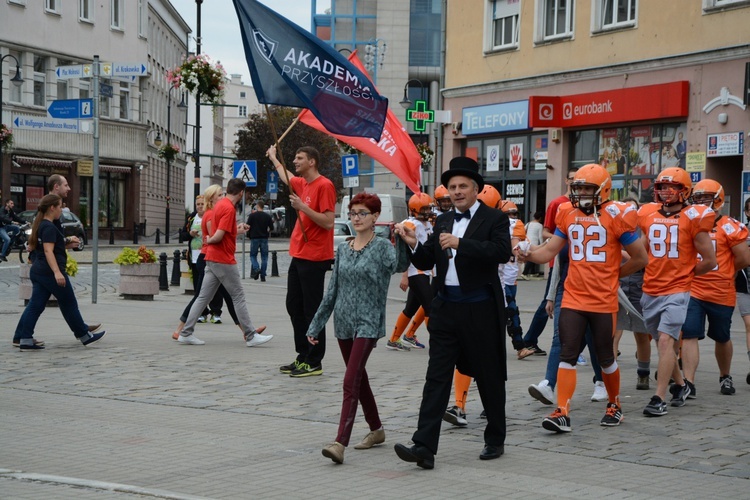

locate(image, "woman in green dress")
[[307, 192, 409, 464]]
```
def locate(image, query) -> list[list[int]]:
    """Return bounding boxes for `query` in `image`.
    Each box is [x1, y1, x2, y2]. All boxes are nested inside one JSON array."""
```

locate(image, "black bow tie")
[[454, 211, 471, 222]]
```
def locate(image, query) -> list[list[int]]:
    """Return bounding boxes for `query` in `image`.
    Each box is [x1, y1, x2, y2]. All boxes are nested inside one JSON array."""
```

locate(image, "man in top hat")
[[393, 157, 512, 469]]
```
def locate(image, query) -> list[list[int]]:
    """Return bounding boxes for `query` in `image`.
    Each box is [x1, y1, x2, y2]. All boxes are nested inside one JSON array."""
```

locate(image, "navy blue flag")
[[232, 0, 388, 140]]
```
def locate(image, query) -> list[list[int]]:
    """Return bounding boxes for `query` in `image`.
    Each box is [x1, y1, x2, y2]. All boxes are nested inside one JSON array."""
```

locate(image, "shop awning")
[[15, 155, 73, 169], [100, 164, 133, 173]]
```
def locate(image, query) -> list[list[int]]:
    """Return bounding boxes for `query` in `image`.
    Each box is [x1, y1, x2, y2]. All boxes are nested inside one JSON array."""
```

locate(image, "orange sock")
[[454, 370, 471, 410], [556, 365, 577, 414], [389, 312, 411, 342], [601, 366, 621, 406], [405, 308, 425, 338]]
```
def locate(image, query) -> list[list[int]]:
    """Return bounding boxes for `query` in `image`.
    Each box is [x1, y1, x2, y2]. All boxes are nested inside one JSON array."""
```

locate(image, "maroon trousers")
[[335, 337, 381, 446]]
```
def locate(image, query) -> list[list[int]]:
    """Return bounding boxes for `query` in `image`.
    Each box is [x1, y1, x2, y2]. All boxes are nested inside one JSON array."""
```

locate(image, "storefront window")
[[570, 122, 687, 204], [79, 173, 125, 228]]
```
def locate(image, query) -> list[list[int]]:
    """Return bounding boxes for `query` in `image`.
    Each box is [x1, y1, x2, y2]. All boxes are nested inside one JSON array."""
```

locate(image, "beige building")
[[443, 0, 750, 218]]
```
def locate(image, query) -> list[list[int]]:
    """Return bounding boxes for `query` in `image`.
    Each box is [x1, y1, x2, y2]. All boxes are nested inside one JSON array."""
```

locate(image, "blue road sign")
[[342, 154, 359, 177], [47, 99, 93, 119], [234, 160, 257, 187], [267, 171, 279, 194]]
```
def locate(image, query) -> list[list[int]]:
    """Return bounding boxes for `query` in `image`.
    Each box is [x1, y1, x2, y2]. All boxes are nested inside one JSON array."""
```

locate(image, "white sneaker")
[[528, 379, 555, 405], [577, 354, 588, 366], [210, 315, 222, 324], [591, 380, 608, 402], [247, 333, 273, 347], [178, 335, 205, 345]]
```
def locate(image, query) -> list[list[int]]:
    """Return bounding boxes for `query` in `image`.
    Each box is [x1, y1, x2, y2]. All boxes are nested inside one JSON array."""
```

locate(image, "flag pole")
[[276, 115, 301, 144], [266, 105, 308, 241]]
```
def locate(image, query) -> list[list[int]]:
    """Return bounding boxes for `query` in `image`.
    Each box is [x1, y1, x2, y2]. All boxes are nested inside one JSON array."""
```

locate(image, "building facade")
[[443, 0, 750, 220], [0, 0, 189, 240], [312, 0, 445, 198]]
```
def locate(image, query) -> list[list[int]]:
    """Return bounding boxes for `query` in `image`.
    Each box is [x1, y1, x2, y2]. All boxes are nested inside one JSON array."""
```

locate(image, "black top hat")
[[441, 157, 484, 191]]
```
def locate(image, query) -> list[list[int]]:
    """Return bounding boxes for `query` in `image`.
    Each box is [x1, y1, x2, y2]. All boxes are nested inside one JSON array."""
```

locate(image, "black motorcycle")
[[9, 222, 31, 263]]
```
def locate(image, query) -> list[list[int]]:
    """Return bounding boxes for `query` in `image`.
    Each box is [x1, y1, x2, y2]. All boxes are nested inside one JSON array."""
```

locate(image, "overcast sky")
[[170, 0, 331, 86]]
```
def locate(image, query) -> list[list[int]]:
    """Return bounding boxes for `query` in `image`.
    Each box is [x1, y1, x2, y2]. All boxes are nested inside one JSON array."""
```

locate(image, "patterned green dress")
[[307, 236, 410, 340]]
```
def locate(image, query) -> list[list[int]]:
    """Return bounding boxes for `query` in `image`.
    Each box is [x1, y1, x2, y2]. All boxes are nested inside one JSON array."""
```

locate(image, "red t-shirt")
[[200, 209, 213, 256], [289, 175, 336, 261], [205, 198, 238, 264], [544, 194, 569, 267]]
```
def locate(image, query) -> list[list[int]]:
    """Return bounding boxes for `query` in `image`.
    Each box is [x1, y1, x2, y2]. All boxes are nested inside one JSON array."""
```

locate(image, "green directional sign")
[[405, 100, 435, 132]]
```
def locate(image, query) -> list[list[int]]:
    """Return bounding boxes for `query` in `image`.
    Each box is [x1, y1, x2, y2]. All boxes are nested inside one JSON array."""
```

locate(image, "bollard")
[[159, 252, 169, 291], [155, 228, 161, 245], [109, 226, 115, 245], [133, 222, 139, 244], [171, 249, 181, 286], [271, 250, 279, 277]]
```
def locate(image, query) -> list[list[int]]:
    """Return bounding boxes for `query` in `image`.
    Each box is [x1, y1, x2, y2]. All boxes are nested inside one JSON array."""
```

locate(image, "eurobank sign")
[[462, 100, 529, 135], [528, 81, 689, 128]]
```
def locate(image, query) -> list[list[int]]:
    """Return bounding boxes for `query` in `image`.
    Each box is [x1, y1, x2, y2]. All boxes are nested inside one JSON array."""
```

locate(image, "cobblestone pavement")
[[1, 248, 749, 498]]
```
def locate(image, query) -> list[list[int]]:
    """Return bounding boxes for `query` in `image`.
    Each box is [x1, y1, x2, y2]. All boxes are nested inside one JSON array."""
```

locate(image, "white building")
[[0, 0, 189, 240], [221, 73, 261, 179]]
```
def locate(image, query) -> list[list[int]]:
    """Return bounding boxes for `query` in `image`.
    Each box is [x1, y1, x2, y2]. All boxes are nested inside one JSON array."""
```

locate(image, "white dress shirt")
[[444, 200, 481, 286]]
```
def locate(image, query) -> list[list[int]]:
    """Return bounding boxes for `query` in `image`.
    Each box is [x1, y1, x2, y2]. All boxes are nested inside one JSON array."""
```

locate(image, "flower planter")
[[181, 271, 194, 295], [119, 263, 160, 300], [19, 264, 58, 307]]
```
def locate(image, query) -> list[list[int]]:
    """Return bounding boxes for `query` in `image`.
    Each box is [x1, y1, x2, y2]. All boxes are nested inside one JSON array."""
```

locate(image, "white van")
[[340, 194, 408, 224]]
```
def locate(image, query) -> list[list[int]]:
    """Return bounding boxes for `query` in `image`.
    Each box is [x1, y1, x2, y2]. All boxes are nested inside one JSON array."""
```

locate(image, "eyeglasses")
[[348, 211, 372, 219]]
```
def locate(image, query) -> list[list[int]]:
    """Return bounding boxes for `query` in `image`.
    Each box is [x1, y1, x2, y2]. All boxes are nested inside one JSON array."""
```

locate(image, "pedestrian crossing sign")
[[233, 160, 257, 187]]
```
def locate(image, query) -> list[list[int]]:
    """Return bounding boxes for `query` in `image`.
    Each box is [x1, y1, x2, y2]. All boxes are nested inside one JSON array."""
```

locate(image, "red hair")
[[349, 192, 381, 214]]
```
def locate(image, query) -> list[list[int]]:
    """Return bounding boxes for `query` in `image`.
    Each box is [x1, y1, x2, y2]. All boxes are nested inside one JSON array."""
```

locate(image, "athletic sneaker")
[[685, 380, 697, 399], [280, 360, 301, 374], [636, 374, 650, 391], [178, 335, 205, 345], [197, 316, 207, 323], [670, 383, 690, 407], [402, 335, 425, 349], [81, 331, 106, 346], [720, 375, 735, 395], [577, 354, 588, 366], [443, 406, 468, 427], [542, 408, 571, 433], [528, 380, 555, 405], [246, 333, 273, 347], [386, 340, 410, 351], [530, 345, 547, 356], [643, 396, 667, 416], [209, 315, 222, 324], [591, 381, 608, 402], [600, 403, 623, 426], [289, 363, 323, 377]]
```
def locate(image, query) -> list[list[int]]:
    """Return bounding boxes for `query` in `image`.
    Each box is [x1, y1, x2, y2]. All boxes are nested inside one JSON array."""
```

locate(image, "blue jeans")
[[250, 238, 269, 277], [523, 273, 552, 347], [14, 267, 89, 341], [0, 225, 19, 256], [544, 262, 602, 388]]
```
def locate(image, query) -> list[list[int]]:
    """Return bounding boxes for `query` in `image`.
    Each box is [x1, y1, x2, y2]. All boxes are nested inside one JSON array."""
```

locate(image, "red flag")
[[298, 52, 422, 194]]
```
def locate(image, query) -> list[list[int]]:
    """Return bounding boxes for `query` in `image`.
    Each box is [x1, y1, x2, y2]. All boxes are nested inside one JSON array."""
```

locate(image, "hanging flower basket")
[[158, 143, 180, 162], [167, 54, 227, 105], [0, 124, 14, 152], [416, 143, 434, 168]]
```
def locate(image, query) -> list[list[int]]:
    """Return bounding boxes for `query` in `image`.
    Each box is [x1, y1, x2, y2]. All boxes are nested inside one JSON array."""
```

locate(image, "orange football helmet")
[[570, 164, 612, 210], [478, 185, 502, 209], [692, 179, 724, 210], [655, 167, 692, 206]]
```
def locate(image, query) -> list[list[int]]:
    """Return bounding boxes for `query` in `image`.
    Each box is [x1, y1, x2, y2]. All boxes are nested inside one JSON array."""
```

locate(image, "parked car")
[[19, 209, 87, 251], [333, 219, 354, 251]]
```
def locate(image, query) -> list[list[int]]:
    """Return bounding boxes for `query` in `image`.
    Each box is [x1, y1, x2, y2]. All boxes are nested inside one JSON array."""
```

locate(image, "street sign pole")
[[92, 55, 100, 304]]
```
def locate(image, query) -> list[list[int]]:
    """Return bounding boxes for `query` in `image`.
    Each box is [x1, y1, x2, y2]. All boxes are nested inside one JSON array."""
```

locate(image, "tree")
[[233, 106, 344, 207]]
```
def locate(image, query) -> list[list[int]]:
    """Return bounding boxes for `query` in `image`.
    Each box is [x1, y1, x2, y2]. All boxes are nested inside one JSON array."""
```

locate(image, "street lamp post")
[[193, 0, 203, 203], [0, 54, 24, 201], [364, 38, 387, 83], [162, 88, 187, 244]]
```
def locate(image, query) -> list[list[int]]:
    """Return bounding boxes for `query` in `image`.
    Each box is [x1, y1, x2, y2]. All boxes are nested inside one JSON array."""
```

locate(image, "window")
[[703, 0, 750, 11], [537, 0, 574, 41], [79, 81, 90, 99], [409, 0, 443, 66], [57, 80, 68, 100], [33, 55, 46, 107], [238, 105, 247, 117], [239, 91, 246, 99], [45, 0, 59, 13], [119, 82, 130, 120], [594, 0, 636, 31], [138, 0, 146, 37], [79, 0, 93, 22], [9, 50, 23, 103], [111, 0, 123, 30], [99, 79, 111, 118], [488, 0, 520, 51]]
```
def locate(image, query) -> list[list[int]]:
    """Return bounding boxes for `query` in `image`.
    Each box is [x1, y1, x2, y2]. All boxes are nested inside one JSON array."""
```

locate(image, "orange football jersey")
[[555, 201, 639, 313], [691, 215, 748, 306], [638, 203, 715, 296]]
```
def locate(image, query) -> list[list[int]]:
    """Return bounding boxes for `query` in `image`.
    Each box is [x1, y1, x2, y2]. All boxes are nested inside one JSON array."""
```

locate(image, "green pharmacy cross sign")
[[406, 100, 435, 132]]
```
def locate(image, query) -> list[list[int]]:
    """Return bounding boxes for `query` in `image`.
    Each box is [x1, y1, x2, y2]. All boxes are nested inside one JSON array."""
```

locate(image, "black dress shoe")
[[479, 444, 504, 460], [394, 443, 434, 469]]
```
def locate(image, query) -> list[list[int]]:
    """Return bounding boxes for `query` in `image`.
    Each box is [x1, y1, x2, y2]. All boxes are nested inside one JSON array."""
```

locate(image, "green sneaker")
[[209, 315, 222, 324], [289, 362, 323, 378], [279, 360, 300, 374]]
